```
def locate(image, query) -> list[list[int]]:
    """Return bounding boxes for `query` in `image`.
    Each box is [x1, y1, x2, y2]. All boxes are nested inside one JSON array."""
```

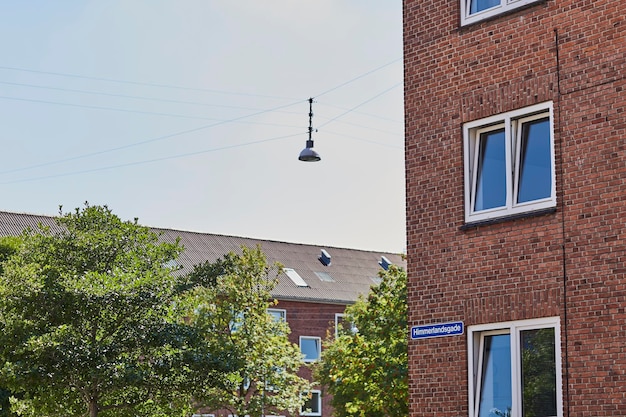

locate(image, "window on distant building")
[[335, 313, 357, 338], [301, 390, 322, 416], [463, 102, 555, 223], [461, 0, 543, 26], [300, 336, 321, 362], [267, 308, 286, 322], [265, 366, 284, 393], [468, 317, 563, 417], [335, 313, 347, 338]]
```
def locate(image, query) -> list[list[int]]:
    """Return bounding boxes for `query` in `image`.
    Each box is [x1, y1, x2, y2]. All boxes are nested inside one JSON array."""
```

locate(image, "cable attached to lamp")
[[298, 97, 321, 162]]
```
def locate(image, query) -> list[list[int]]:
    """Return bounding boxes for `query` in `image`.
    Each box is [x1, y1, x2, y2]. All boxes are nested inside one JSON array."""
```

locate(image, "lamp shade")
[[298, 139, 321, 162]]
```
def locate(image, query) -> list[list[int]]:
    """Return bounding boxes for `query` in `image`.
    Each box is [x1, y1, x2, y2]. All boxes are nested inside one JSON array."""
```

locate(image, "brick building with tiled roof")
[[0, 210, 405, 417]]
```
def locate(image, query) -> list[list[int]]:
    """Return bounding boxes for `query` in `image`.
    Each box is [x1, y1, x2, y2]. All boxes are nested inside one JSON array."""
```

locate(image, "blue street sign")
[[411, 321, 464, 340]]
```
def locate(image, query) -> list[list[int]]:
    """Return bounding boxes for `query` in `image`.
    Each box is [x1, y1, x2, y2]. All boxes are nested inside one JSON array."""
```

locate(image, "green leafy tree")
[[0, 237, 21, 270], [0, 205, 224, 417], [314, 265, 408, 417], [179, 246, 311, 417], [0, 237, 21, 417]]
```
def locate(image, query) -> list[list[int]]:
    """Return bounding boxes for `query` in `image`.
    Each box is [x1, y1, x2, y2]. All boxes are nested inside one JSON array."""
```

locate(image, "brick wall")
[[404, 0, 625, 416], [276, 300, 347, 417]]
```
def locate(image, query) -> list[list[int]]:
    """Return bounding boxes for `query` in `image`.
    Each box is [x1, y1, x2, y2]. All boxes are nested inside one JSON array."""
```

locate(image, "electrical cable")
[[0, 132, 303, 185], [0, 99, 304, 176], [0, 58, 403, 178], [0, 94, 242, 122], [0, 80, 302, 114], [314, 58, 401, 98], [322, 129, 403, 149], [316, 82, 402, 129], [0, 65, 299, 101]]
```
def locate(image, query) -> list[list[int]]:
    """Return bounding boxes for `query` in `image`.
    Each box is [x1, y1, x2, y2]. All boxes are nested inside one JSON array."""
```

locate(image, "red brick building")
[[0, 211, 404, 417], [404, 1, 625, 416]]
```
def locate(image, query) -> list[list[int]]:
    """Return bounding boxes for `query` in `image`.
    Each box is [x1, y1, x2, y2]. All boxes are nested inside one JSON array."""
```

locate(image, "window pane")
[[475, 129, 506, 211], [267, 309, 285, 322], [301, 338, 320, 361], [302, 392, 321, 415], [520, 328, 557, 417], [517, 117, 551, 204], [470, 0, 500, 14], [479, 334, 512, 417]]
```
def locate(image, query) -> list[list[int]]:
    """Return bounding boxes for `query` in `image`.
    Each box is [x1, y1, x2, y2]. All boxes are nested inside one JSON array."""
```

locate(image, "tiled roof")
[[0, 211, 405, 304]]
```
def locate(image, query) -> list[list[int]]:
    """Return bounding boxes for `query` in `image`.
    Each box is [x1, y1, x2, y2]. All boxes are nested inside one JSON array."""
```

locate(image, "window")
[[300, 336, 321, 362], [229, 311, 245, 332], [468, 317, 563, 417], [463, 102, 555, 223], [284, 267, 309, 287], [335, 313, 357, 338], [315, 271, 335, 282], [267, 308, 286, 322], [461, 0, 543, 26], [301, 390, 322, 416]]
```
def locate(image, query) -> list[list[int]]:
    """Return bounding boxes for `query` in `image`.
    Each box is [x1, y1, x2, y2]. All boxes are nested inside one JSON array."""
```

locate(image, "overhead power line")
[[317, 82, 403, 129], [0, 65, 298, 101], [0, 58, 403, 179], [0, 94, 304, 127], [0, 133, 303, 185], [314, 58, 401, 98], [0, 99, 305, 176], [0, 80, 302, 114]]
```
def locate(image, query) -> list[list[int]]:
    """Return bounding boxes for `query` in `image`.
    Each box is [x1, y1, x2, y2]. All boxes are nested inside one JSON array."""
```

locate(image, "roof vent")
[[319, 249, 332, 266], [379, 256, 392, 271]]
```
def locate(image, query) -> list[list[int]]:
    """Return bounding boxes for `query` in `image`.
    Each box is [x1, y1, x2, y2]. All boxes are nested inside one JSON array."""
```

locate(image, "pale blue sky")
[[0, 1, 405, 253]]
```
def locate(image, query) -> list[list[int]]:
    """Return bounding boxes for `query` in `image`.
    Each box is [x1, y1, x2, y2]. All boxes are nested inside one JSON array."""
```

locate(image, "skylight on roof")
[[371, 276, 383, 285], [284, 267, 308, 287], [315, 271, 335, 282]]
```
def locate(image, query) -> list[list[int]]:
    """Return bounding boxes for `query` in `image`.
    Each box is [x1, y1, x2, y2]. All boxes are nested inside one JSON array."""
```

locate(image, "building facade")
[[404, 1, 624, 416], [0, 210, 404, 417]]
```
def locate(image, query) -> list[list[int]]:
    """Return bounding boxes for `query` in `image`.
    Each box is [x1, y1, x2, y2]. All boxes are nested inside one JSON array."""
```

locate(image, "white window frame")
[[300, 336, 321, 363], [467, 317, 563, 417], [267, 308, 287, 322], [460, 0, 543, 26], [301, 390, 322, 416], [284, 267, 309, 287], [335, 313, 357, 338], [335, 313, 346, 338], [463, 101, 555, 223]]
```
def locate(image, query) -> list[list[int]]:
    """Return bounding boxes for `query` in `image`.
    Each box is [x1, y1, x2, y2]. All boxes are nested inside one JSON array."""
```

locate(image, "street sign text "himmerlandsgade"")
[[411, 321, 464, 340]]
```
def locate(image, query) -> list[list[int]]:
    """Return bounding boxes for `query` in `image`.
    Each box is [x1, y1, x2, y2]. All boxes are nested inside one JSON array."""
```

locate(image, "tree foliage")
[[0, 236, 21, 417], [179, 246, 311, 417], [0, 205, 225, 417], [314, 265, 408, 417]]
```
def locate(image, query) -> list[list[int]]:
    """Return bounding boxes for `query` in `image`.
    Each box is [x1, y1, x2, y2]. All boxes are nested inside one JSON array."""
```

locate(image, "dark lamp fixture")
[[298, 97, 321, 162], [299, 140, 320, 162]]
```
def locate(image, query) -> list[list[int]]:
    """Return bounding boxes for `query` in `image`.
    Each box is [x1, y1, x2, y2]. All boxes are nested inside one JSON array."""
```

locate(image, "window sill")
[[460, 207, 556, 231], [459, 0, 548, 29]]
